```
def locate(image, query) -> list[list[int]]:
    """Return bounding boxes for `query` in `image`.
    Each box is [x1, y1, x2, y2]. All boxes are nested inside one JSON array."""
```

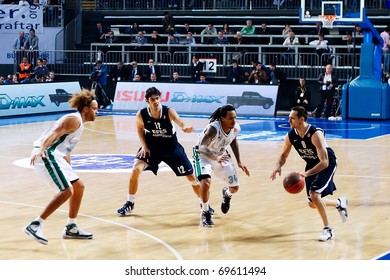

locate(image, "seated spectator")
[[109, 61, 127, 84], [196, 74, 209, 84], [32, 58, 50, 82], [247, 62, 268, 84], [309, 33, 329, 65], [17, 56, 32, 82], [256, 22, 272, 44], [178, 23, 196, 35], [282, 24, 292, 37], [0, 76, 4, 84], [225, 59, 245, 84], [95, 22, 108, 43], [134, 31, 148, 50], [128, 60, 143, 81], [169, 71, 183, 83], [162, 11, 175, 33], [215, 31, 230, 45], [149, 30, 164, 44], [281, 31, 299, 65], [167, 32, 179, 54], [101, 30, 121, 54], [240, 20, 256, 35], [294, 77, 311, 110], [200, 23, 217, 44], [133, 73, 142, 82], [222, 23, 234, 35], [46, 71, 56, 82], [311, 22, 329, 35], [150, 73, 158, 82], [125, 22, 140, 42], [144, 58, 161, 81]]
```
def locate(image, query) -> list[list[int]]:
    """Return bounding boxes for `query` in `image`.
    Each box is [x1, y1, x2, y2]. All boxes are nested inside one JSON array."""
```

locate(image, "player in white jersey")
[[24, 89, 98, 245], [193, 105, 250, 227]]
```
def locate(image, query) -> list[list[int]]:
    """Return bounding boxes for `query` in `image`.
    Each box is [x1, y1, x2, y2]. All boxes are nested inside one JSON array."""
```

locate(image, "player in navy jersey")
[[117, 87, 202, 216], [270, 106, 348, 241]]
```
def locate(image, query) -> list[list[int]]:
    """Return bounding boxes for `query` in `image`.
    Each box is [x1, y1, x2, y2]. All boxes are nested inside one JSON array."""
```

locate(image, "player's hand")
[[137, 146, 150, 159], [182, 125, 195, 133], [30, 150, 46, 166], [270, 168, 281, 181], [216, 153, 229, 163], [238, 162, 250, 177]]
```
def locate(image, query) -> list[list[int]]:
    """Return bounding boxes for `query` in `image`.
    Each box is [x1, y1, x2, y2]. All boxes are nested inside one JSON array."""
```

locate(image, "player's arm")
[[198, 126, 227, 162], [30, 116, 80, 165], [270, 134, 292, 180], [135, 110, 150, 158], [168, 107, 195, 133], [230, 138, 250, 176], [305, 131, 329, 177]]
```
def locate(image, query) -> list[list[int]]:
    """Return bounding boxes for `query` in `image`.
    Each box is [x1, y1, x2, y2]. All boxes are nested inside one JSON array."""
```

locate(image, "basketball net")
[[319, 15, 337, 29]]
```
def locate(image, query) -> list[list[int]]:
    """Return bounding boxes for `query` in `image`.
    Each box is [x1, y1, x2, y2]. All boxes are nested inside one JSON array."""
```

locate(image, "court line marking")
[[0, 200, 183, 260]]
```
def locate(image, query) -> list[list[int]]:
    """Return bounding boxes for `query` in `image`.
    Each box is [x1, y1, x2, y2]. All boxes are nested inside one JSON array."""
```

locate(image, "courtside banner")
[[113, 82, 278, 116], [0, 82, 81, 117], [0, 4, 43, 33]]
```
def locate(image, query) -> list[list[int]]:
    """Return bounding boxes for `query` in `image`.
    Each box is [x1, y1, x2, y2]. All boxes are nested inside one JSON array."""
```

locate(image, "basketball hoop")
[[319, 15, 337, 29]]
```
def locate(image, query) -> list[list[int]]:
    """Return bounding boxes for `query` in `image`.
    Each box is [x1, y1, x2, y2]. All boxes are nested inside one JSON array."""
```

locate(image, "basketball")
[[283, 172, 305, 194]]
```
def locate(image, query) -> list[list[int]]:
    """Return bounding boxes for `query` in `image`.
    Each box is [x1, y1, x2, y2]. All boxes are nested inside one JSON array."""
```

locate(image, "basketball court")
[[1, 110, 390, 261]]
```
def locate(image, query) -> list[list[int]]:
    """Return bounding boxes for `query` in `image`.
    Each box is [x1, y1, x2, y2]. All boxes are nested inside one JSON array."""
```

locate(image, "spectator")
[[95, 22, 108, 43], [0, 76, 4, 84], [314, 64, 338, 118], [17, 56, 32, 82], [162, 11, 175, 32], [189, 55, 204, 83], [125, 22, 140, 43], [380, 25, 390, 76], [133, 73, 142, 82], [183, 32, 197, 61], [3, 74, 13, 84], [222, 23, 234, 35], [309, 33, 329, 65], [240, 20, 256, 35], [256, 22, 272, 44], [282, 24, 292, 37], [178, 22, 196, 35], [128, 60, 143, 81], [167, 32, 179, 54], [225, 59, 245, 84], [196, 74, 209, 84], [200, 23, 217, 44], [215, 30, 230, 45], [169, 71, 182, 83], [134, 31, 148, 50], [144, 58, 161, 81], [13, 31, 25, 65], [24, 28, 39, 65], [110, 61, 127, 83], [46, 71, 56, 82], [89, 60, 108, 108], [32, 58, 50, 82], [150, 73, 158, 82], [247, 62, 268, 84], [42, 58, 50, 71], [149, 30, 164, 44], [294, 77, 311, 110], [269, 63, 286, 85], [312, 22, 329, 35], [281, 31, 299, 65]]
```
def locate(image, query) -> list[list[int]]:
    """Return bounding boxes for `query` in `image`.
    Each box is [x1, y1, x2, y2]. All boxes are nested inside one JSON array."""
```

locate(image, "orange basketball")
[[283, 172, 305, 194]]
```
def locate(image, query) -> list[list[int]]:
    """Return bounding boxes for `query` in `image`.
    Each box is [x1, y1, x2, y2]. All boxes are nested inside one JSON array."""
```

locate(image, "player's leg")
[[217, 158, 239, 214], [117, 159, 147, 216]]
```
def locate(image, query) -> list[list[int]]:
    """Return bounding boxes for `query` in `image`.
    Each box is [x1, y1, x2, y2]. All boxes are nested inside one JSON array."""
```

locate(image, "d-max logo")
[[116, 90, 170, 102], [0, 94, 45, 110], [171, 92, 224, 103]]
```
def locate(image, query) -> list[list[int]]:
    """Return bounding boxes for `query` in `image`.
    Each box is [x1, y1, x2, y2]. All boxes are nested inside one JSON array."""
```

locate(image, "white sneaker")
[[62, 223, 93, 239], [318, 226, 335, 241], [336, 197, 348, 223], [24, 221, 48, 245]]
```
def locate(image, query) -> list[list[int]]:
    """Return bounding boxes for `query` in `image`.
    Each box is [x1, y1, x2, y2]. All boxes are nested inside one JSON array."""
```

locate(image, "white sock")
[[336, 199, 340, 207], [225, 188, 232, 197], [34, 216, 44, 224], [67, 218, 77, 225], [128, 194, 135, 202], [201, 202, 210, 212]]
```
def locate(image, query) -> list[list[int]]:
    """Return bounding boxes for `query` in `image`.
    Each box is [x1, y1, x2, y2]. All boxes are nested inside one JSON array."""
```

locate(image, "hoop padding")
[[319, 15, 337, 29]]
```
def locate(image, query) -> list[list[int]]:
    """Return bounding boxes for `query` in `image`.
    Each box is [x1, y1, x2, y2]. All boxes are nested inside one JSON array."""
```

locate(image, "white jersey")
[[198, 120, 240, 156], [33, 112, 84, 156]]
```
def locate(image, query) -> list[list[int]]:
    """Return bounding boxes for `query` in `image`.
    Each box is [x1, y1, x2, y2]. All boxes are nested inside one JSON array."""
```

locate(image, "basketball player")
[[116, 87, 204, 216], [24, 89, 98, 245], [270, 106, 348, 241], [193, 105, 250, 227]]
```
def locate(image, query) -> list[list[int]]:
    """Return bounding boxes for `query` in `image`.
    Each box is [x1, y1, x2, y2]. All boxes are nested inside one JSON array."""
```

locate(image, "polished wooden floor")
[[1, 114, 390, 260]]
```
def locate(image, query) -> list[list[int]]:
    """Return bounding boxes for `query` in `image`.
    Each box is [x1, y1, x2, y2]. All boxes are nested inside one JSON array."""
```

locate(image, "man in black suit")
[[225, 59, 245, 84], [128, 61, 143, 81], [189, 55, 204, 83], [144, 58, 161, 81]]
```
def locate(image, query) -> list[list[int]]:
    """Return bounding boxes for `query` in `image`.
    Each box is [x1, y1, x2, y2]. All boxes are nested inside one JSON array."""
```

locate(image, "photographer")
[[90, 60, 108, 108]]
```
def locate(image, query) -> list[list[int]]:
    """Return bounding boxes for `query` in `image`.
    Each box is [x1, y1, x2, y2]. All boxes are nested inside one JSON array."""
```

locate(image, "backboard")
[[300, 0, 365, 25]]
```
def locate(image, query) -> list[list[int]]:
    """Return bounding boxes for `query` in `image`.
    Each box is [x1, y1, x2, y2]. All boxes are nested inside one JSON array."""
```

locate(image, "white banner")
[[0, 81, 81, 117], [0, 4, 43, 34], [113, 82, 278, 117]]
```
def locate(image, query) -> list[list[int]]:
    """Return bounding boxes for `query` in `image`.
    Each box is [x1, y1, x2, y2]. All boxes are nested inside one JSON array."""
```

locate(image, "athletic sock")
[[128, 194, 135, 203]]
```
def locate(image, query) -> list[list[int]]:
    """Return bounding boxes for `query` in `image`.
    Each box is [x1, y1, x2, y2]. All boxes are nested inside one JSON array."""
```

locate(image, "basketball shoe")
[[62, 223, 93, 239], [221, 187, 231, 214], [336, 197, 348, 223], [24, 221, 48, 245], [117, 201, 134, 216], [201, 211, 214, 228], [200, 204, 215, 215], [318, 226, 335, 241]]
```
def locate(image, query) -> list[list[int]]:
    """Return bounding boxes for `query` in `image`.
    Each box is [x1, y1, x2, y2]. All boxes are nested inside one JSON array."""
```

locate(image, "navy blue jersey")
[[140, 105, 178, 152], [288, 124, 336, 170]]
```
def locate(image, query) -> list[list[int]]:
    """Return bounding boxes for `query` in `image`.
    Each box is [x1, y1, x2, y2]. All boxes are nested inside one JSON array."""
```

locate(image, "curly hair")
[[68, 89, 96, 113]]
